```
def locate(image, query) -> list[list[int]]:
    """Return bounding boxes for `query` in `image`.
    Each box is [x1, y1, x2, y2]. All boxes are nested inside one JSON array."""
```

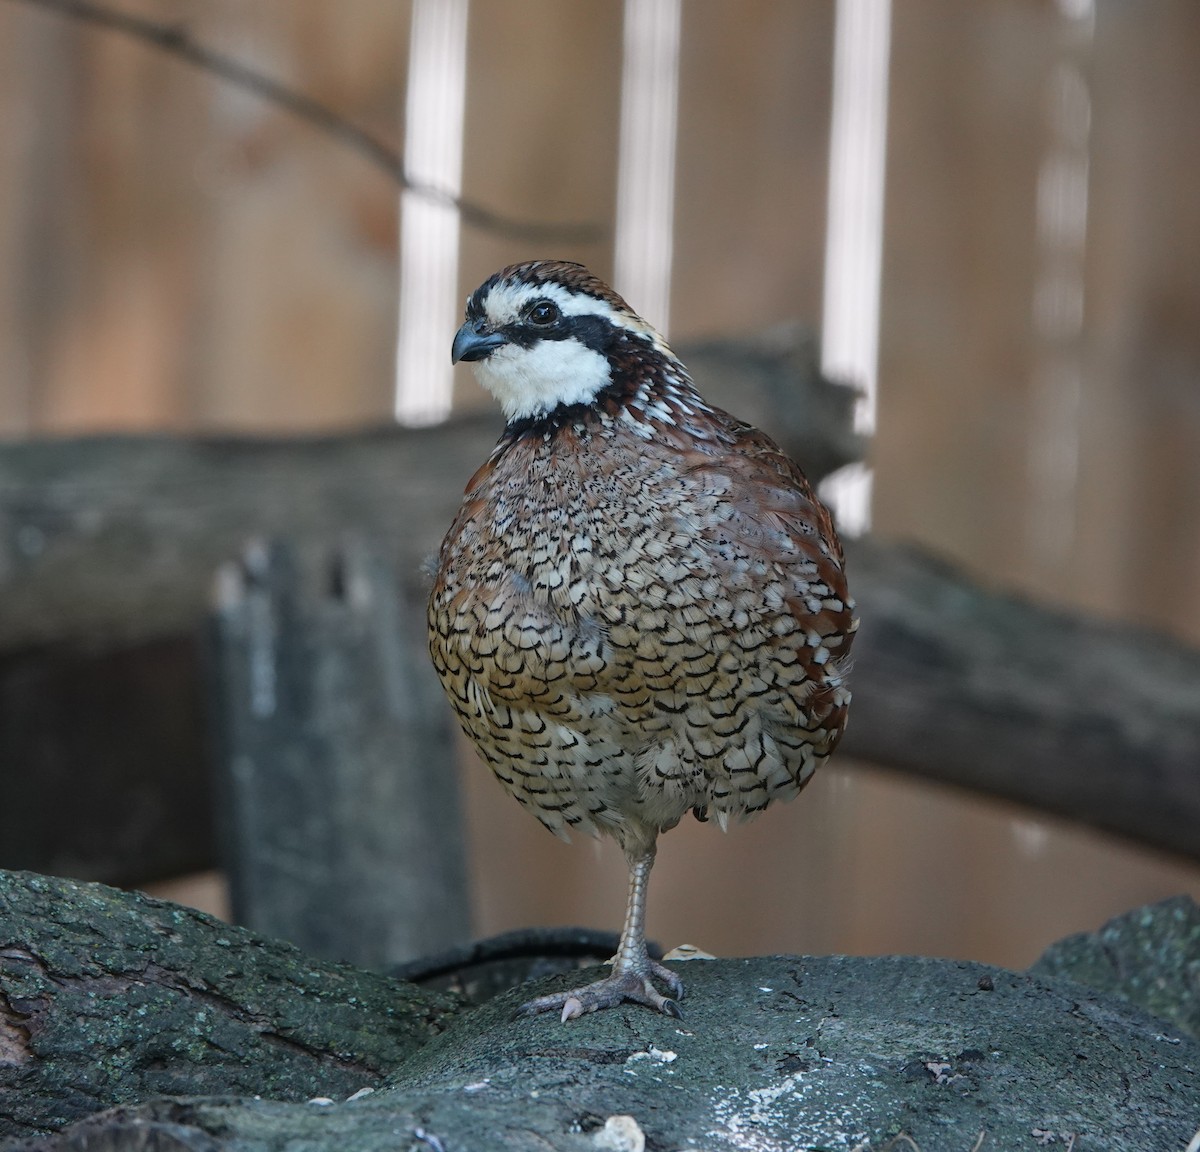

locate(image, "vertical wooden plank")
[[673, 1, 835, 340], [859, 0, 1064, 964], [455, 1, 621, 414], [857, 0, 1200, 963], [0, 5, 48, 435], [3, 0, 214, 431], [874, 0, 1056, 577], [0, 3, 86, 435], [1073, 0, 1200, 643], [187, 0, 405, 430], [209, 538, 470, 968], [0, 0, 406, 434]]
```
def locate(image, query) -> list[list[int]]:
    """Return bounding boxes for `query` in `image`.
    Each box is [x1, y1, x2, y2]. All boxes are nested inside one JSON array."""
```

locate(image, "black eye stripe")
[[495, 314, 623, 357]]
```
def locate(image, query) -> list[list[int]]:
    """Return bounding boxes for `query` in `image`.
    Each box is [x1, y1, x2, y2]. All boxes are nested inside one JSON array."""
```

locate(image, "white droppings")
[[706, 1066, 875, 1150], [592, 1114, 646, 1152]]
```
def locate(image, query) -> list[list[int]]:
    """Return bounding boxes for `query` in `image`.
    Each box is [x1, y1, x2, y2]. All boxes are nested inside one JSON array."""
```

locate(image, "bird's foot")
[[517, 959, 685, 1022]]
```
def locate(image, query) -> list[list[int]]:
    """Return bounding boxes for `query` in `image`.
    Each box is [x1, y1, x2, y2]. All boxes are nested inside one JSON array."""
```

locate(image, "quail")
[[428, 261, 856, 1021]]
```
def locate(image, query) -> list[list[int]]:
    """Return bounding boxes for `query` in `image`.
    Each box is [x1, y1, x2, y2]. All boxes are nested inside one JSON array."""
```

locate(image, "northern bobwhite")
[[428, 261, 856, 1021]]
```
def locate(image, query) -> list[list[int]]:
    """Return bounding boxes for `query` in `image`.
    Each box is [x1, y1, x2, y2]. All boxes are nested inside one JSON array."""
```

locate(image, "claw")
[[653, 959, 686, 1001], [517, 964, 685, 1022]]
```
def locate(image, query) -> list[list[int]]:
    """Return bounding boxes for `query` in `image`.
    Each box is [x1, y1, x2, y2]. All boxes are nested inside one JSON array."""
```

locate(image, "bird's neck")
[[501, 344, 705, 445]]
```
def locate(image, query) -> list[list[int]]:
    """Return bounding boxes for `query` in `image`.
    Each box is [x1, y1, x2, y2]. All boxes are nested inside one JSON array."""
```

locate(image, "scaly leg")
[[518, 846, 684, 1022]]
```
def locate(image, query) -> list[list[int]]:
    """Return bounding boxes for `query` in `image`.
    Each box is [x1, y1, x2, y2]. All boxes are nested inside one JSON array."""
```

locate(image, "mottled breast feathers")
[[430, 310, 854, 845]]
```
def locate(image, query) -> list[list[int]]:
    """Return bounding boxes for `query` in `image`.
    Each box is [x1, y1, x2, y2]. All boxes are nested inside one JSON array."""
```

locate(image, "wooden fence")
[[1, 0, 1198, 969]]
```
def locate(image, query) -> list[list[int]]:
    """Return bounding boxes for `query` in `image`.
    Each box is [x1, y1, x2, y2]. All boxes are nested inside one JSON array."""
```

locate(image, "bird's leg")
[[517, 843, 685, 1022]]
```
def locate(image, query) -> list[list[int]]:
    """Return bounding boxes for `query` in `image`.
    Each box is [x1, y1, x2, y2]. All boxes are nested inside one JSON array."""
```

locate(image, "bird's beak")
[[451, 321, 508, 364]]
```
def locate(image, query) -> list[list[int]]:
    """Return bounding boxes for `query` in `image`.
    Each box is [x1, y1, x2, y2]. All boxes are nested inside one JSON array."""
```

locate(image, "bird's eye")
[[527, 300, 560, 327]]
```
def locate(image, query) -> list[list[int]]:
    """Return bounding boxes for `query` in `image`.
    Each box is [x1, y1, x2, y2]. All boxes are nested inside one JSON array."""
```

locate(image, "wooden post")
[[207, 537, 470, 967]]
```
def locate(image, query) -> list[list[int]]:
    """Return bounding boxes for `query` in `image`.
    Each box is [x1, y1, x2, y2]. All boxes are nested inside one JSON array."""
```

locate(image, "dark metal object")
[[389, 927, 668, 1005]]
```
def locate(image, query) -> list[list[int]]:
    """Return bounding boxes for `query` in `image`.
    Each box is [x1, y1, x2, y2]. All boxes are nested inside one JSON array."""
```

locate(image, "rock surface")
[[2, 873, 1198, 1151], [0, 871, 463, 1140], [1032, 893, 1200, 1041]]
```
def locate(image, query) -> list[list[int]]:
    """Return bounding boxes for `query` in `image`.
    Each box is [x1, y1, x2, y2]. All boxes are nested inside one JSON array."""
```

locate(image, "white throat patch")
[[470, 337, 613, 423]]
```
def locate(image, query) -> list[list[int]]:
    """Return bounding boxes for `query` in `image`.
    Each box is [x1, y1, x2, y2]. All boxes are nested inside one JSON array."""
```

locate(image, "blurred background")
[[1, 0, 1198, 970]]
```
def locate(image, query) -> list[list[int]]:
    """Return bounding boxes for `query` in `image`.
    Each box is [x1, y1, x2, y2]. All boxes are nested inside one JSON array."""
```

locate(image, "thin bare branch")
[[6, 0, 606, 245]]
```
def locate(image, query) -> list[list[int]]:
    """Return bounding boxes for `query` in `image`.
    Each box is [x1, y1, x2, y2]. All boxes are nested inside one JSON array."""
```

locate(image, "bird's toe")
[[516, 965, 685, 1022]]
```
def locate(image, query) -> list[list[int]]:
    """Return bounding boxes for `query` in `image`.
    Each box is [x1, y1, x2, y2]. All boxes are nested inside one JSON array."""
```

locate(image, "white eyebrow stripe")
[[483, 281, 620, 323], [481, 281, 663, 345]]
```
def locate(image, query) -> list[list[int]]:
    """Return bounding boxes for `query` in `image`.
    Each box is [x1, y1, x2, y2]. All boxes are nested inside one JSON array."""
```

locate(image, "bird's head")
[[451, 261, 673, 424]]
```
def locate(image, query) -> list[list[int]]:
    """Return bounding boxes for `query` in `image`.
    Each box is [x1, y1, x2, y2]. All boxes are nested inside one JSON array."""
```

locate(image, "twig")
[[6, 0, 606, 244]]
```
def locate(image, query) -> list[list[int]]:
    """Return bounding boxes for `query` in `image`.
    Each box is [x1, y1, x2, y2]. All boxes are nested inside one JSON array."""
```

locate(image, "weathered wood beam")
[[0, 331, 860, 652], [1, 332, 1198, 864], [0, 332, 863, 889], [841, 538, 1200, 859]]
